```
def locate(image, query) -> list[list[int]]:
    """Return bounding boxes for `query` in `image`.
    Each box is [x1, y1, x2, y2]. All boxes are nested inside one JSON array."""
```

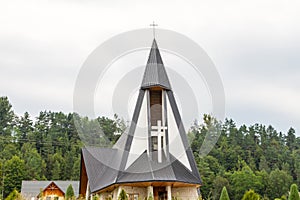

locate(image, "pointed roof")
[[141, 39, 171, 90], [80, 39, 202, 194]]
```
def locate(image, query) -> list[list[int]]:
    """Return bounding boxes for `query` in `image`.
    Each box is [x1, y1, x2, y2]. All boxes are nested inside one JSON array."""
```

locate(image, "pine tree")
[[219, 186, 230, 200], [0, 96, 15, 136], [51, 161, 61, 180], [118, 189, 128, 200], [288, 184, 300, 200], [65, 184, 75, 200]]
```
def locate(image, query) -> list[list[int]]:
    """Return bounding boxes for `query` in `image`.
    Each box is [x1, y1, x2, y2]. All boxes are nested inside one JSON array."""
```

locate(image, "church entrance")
[[153, 187, 167, 200]]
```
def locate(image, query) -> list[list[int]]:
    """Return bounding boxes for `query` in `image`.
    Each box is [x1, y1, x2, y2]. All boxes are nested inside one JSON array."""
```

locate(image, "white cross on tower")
[[151, 120, 167, 163]]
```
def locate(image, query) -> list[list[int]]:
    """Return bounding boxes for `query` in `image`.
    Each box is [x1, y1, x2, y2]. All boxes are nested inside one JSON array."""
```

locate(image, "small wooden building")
[[21, 181, 79, 200], [40, 182, 65, 200], [79, 39, 202, 200]]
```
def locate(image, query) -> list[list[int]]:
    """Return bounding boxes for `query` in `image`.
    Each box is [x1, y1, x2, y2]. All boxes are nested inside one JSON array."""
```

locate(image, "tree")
[[212, 176, 229, 200], [118, 189, 128, 200], [51, 160, 61, 180], [1, 144, 19, 161], [259, 155, 270, 172], [21, 144, 45, 180], [65, 184, 75, 200], [4, 156, 25, 197], [266, 169, 293, 199], [196, 156, 215, 199], [5, 189, 24, 200], [0, 97, 15, 136], [219, 186, 230, 200], [255, 170, 269, 196], [15, 112, 33, 147], [71, 155, 81, 180], [292, 150, 300, 186], [242, 190, 260, 200], [230, 162, 263, 200], [288, 184, 300, 200], [286, 128, 296, 151]]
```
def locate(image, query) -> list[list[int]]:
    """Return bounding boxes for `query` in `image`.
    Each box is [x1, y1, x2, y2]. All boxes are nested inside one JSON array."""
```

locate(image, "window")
[[46, 197, 51, 200], [152, 136, 158, 151], [128, 194, 138, 200], [150, 90, 162, 126], [54, 197, 59, 200], [158, 191, 167, 200], [151, 136, 164, 151]]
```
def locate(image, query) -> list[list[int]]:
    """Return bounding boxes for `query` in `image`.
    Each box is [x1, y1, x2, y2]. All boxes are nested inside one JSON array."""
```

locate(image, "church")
[[79, 38, 202, 200]]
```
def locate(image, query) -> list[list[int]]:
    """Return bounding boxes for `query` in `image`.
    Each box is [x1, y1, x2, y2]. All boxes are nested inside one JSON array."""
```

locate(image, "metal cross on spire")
[[150, 21, 158, 38]]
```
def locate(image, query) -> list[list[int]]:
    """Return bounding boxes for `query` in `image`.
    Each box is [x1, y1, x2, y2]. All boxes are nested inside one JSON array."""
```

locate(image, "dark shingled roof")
[[117, 151, 200, 184], [141, 39, 171, 90], [82, 148, 201, 193]]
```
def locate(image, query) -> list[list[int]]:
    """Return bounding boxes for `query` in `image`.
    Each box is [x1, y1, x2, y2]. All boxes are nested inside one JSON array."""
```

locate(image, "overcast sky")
[[1, 0, 299, 135]]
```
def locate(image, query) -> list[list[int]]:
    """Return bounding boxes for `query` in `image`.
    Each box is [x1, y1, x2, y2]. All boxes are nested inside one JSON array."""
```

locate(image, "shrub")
[[219, 187, 230, 200], [118, 189, 128, 200], [242, 190, 260, 200], [288, 184, 300, 200]]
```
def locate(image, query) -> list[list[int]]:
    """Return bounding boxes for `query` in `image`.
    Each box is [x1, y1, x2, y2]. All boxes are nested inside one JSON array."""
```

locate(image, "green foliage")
[[266, 169, 293, 199], [21, 144, 45, 180], [4, 156, 25, 197], [189, 116, 300, 200], [229, 162, 263, 200], [0, 96, 128, 197], [171, 196, 181, 200], [0, 96, 14, 136], [118, 189, 128, 200], [212, 176, 229, 200], [65, 184, 75, 200], [93, 195, 99, 200], [219, 186, 230, 200], [147, 193, 153, 200], [197, 195, 203, 200], [4, 189, 23, 200], [2, 97, 300, 200], [242, 190, 260, 200], [288, 184, 300, 200]]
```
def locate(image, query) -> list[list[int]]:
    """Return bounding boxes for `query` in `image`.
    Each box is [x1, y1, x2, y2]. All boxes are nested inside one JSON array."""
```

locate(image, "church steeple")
[[116, 38, 201, 175], [80, 38, 202, 196], [141, 39, 171, 90]]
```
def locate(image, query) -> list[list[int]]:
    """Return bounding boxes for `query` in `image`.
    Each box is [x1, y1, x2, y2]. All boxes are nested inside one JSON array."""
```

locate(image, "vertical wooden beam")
[[85, 182, 89, 200], [147, 186, 153, 199], [163, 90, 169, 161], [166, 186, 171, 200], [147, 90, 152, 159]]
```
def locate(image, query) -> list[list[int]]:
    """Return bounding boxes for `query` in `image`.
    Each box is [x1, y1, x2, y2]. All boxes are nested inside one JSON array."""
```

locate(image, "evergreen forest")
[[1, 96, 300, 200]]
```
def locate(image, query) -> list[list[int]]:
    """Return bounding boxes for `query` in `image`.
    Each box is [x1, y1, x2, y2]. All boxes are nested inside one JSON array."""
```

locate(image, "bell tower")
[[116, 39, 200, 182], [140, 39, 172, 163]]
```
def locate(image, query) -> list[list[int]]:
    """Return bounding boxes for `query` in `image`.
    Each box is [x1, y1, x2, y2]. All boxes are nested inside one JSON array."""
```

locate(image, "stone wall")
[[98, 192, 111, 200], [119, 186, 148, 200], [97, 186, 198, 200], [171, 187, 198, 200]]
